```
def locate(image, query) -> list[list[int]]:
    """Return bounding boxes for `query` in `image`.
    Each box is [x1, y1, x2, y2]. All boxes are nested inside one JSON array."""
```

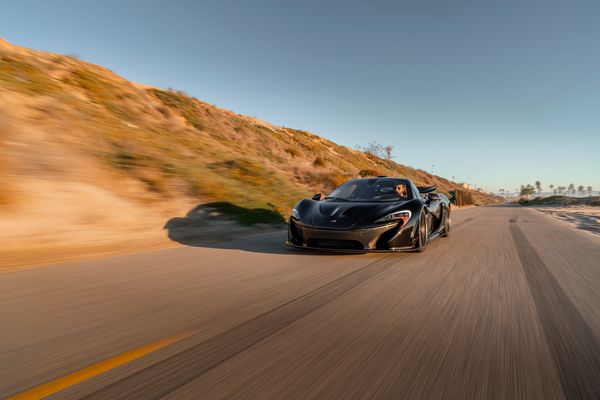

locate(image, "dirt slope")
[[0, 39, 498, 265]]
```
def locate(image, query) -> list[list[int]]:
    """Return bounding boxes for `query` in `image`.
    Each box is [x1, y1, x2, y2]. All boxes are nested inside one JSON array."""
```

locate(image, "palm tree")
[[549, 184, 554, 193], [578, 185, 585, 197], [535, 181, 542, 195], [520, 184, 536, 199], [587, 186, 593, 197], [568, 183, 575, 196]]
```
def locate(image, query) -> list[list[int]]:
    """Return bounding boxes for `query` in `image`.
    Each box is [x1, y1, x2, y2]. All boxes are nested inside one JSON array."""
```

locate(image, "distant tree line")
[[506, 182, 595, 198]]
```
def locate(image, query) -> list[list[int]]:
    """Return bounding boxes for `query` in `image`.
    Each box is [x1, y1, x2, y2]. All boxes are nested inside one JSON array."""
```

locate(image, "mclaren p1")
[[287, 177, 452, 253]]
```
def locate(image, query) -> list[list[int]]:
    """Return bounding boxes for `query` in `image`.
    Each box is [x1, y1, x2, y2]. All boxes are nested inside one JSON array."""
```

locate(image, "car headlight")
[[375, 210, 411, 225], [291, 208, 300, 220]]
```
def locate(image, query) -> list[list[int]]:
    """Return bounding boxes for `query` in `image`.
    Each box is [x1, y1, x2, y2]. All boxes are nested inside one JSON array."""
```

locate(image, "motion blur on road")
[[2, 206, 600, 399], [2, 2, 600, 398]]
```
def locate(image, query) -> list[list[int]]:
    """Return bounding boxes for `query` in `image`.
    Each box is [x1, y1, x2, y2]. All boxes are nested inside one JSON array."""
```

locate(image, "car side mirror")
[[312, 193, 324, 201], [428, 193, 440, 202]]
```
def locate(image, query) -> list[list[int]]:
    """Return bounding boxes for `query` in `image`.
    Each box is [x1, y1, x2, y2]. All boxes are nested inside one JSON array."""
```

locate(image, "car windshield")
[[325, 178, 412, 202]]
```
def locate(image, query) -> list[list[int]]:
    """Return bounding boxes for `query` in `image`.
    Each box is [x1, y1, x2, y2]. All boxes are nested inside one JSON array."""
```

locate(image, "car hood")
[[305, 200, 409, 229]]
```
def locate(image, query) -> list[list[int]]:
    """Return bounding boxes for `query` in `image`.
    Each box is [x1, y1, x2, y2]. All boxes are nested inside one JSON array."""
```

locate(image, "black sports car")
[[287, 177, 452, 253]]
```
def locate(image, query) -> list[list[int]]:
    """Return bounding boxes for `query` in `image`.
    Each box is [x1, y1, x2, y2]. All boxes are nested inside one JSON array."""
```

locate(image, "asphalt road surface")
[[2, 206, 600, 399]]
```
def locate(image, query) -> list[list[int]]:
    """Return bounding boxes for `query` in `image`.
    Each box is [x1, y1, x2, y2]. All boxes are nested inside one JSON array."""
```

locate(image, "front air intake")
[[307, 239, 363, 250]]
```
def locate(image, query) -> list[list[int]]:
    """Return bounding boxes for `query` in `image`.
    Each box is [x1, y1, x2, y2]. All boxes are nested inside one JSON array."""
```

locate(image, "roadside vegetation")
[[501, 181, 599, 207], [201, 202, 285, 225], [0, 38, 499, 228], [518, 196, 600, 207], [497, 181, 596, 202], [355, 141, 395, 160]]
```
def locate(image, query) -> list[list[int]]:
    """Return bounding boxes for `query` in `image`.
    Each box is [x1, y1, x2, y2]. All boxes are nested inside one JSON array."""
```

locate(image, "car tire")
[[441, 207, 451, 238], [415, 213, 428, 252]]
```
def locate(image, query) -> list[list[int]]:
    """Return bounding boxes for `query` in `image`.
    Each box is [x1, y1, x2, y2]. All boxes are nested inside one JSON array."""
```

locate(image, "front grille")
[[307, 239, 364, 250]]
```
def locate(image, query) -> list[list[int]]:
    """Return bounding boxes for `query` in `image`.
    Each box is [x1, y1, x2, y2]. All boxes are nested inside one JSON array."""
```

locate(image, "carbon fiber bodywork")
[[286, 178, 451, 253], [288, 219, 416, 252]]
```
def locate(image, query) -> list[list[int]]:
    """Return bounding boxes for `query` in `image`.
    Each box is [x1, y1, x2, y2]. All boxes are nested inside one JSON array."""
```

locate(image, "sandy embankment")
[[0, 171, 281, 270], [0, 177, 284, 270], [534, 206, 600, 236]]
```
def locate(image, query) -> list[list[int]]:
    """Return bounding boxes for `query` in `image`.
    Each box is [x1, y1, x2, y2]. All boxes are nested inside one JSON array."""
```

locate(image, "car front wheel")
[[415, 213, 428, 252]]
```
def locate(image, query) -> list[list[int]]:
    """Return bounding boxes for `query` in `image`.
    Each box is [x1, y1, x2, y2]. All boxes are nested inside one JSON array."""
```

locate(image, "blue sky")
[[1, 0, 598, 192]]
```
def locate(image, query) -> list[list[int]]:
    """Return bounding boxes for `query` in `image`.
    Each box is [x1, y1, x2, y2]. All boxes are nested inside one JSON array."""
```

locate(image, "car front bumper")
[[288, 220, 415, 252]]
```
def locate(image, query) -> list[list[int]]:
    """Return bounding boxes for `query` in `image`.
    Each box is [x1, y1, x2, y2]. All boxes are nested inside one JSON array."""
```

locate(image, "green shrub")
[[313, 156, 325, 167], [285, 147, 301, 158], [359, 169, 383, 177], [100, 148, 142, 170], [212, 159, 266, 180], [202, 202, 285, 225]]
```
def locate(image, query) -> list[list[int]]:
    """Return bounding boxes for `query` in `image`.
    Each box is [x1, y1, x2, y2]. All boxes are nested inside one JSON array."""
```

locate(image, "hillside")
[[0, 39, 498, 265]]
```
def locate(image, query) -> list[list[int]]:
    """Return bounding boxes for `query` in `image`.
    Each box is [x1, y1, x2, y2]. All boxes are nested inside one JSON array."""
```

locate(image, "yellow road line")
[[8, 332, 192, 400]]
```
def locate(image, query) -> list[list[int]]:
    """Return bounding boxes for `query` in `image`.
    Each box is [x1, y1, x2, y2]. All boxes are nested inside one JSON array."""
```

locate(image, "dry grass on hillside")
[[0, 38, 498, 266]]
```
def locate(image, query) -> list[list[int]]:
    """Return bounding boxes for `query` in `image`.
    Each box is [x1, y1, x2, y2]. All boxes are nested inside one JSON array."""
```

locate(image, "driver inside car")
[[395, 183, 408, 199]]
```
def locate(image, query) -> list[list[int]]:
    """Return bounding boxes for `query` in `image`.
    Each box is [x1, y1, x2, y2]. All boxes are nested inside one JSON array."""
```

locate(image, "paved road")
[[2, 206, 600, 399]]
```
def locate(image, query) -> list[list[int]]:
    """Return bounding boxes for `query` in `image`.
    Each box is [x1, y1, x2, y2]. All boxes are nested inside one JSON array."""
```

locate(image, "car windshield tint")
[[326, 178, 412, 202]]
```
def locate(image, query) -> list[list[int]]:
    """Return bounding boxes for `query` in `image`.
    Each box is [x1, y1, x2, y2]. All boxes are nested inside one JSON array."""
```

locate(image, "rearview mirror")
[[312, 193, 324, 201], [428, 193, 440, 201]]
